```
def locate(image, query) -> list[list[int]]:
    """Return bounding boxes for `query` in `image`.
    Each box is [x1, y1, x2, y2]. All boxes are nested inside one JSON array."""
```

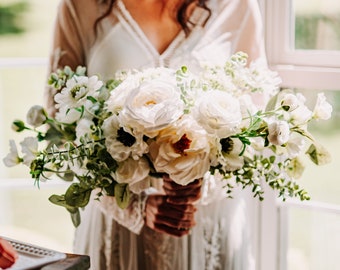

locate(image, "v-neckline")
[[116, 0, 187, 58]]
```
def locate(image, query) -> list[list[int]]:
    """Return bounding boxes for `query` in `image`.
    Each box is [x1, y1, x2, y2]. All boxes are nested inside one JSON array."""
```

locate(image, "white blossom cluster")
[[3, 52, 333, 224]]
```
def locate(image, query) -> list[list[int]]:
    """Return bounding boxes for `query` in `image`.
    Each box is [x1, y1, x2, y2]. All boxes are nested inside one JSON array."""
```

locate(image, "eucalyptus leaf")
[[49, 194, 67, 207], [287, 157, 305, 179], [265, 93, 279, 112], [68, 208, 81, 227], [65, 183, 92, 208], [306, 143, 332, 165], [56, 170, 75, 182], [114, 183, 131, 209]]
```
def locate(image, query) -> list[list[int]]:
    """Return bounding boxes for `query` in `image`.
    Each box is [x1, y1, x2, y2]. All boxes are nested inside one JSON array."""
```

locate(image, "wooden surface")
[[40, 253, 91, 270]]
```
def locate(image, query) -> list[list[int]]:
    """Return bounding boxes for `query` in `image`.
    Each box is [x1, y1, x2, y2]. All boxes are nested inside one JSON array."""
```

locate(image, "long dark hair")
[[94, 0, 211, 35]]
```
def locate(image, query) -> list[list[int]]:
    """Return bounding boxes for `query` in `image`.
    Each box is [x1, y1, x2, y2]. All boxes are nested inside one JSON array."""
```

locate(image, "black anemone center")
[[117, 128, 136, 147], [220, 137, 234, 154]]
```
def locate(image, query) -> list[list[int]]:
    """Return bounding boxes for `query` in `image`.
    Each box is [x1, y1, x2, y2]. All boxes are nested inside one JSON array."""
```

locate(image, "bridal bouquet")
[[3, 52, 332, 226]]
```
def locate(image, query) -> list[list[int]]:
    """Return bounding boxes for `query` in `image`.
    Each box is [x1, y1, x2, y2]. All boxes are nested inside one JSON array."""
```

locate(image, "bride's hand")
[[144, 176, 202, 237]]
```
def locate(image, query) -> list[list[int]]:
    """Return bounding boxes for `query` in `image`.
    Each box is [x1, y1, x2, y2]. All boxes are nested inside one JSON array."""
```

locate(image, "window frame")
[[265, 0, 340, 89], [259, 1, 340, 270]]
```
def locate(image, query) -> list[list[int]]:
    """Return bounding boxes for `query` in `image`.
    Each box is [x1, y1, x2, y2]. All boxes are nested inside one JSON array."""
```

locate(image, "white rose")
[[119, 73, 184, 138], [267, 120, 290, 146], [113, 157, 150, 187], [26, 105, 47, 127], [193, 90, 242, 138], [105, 72, 140, 114], [313, 92, 332, 120], [102, 115, 148, 162], [149, 115, 210, 185]]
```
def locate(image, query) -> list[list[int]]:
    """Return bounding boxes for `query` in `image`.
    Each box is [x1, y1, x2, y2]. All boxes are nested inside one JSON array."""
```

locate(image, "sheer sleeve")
[[44, 0, 86, 116], [44, 0, 149, 235]]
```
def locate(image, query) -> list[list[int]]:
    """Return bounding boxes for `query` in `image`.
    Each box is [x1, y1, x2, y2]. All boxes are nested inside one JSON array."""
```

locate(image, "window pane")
[[285, 207, 340, 270], [294, 0, 340, 50], [0, 67, 46, 178], [0, 0, 59, 57], [0, 184, 74, 252], [296, 89, 340, 205]]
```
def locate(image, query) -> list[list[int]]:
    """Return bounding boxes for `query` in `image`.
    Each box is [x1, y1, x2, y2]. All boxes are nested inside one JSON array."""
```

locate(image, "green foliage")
[[295, 14, 340, 50], [0, 1, 28, 35]]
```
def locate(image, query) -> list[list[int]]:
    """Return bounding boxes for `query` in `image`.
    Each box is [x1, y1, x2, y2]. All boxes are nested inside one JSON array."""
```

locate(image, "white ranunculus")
[[149, 115, 210, 185], [113, 157, 150, 187], [313, 92, 332, 120], [193, 90, 242, 138], [3, 140, 21, 167], [102, 115, 149, 162], [26, 105, 47, 127], [267, 121, 290, 146], [119, 75, 184, 138], [20, 137, 39, 166]]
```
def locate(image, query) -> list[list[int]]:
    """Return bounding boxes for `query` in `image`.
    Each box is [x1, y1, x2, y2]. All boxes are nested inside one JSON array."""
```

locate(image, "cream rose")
[[193, 90, 242, 138]]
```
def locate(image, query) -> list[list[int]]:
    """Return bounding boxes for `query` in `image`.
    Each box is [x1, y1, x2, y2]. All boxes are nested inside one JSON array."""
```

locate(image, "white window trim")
[[265, 0, 340, 89]]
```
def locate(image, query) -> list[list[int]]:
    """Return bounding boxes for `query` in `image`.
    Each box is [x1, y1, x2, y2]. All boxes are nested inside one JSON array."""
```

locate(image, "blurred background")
[[0, 0, 339, 268]]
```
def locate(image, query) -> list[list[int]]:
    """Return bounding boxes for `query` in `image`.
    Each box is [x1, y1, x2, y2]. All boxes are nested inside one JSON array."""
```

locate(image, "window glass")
[[281, 89, 340, 269], [0, 67, 46, 178], [296, 89, 340, 205], [0, 0, 74, 253], [294, 0, 340, 50], [0, 0, 59, 57], [286, 207, 340, 270], [0, 186, 74, 253]]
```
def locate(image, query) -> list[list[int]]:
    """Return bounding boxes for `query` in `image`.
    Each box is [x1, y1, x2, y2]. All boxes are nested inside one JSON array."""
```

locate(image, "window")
[[0, 0, 74, 253], [261, 1, 340, 270]]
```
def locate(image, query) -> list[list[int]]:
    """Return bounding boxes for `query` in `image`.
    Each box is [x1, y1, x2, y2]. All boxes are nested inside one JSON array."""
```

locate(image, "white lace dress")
[[47, 0, 266, 269]]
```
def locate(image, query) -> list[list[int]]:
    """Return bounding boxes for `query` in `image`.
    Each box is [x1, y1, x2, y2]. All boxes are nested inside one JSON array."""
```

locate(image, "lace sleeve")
[[98, 192, 149, 235]]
